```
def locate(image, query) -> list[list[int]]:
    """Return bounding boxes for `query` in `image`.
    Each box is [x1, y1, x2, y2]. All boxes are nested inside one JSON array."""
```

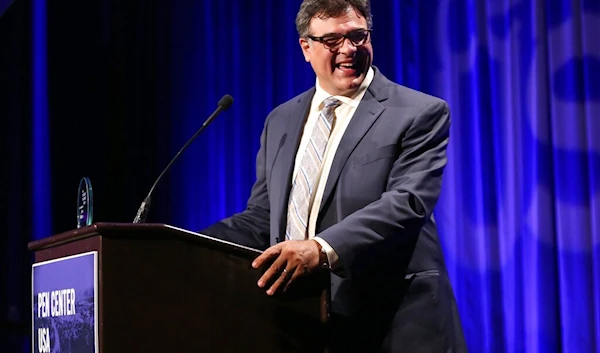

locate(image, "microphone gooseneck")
[[133, 94, 234, 223]]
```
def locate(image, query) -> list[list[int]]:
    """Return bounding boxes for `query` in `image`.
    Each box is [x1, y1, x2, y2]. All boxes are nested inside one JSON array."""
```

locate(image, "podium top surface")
[[27, 222, 262, 258]]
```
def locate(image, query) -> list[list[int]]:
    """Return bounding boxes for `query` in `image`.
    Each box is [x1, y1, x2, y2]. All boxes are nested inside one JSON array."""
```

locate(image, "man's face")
[[300, 7, 373, 97]]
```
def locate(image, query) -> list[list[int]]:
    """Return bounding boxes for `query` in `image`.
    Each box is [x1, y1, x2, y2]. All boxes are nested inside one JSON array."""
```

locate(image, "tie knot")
[[323, 97, 342, 109]]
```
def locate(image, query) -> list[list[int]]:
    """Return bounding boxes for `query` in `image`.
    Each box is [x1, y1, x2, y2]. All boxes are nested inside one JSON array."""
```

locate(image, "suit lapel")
[[318, 72, 389, 214], [273, 89, 315, 240]]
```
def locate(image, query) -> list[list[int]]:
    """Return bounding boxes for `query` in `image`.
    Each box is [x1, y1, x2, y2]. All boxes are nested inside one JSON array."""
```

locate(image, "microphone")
[[133, 94, 234, 223]]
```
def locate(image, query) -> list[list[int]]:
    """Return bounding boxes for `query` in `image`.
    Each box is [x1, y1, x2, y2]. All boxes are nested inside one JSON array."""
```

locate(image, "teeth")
[[338, 63, 354, 68]]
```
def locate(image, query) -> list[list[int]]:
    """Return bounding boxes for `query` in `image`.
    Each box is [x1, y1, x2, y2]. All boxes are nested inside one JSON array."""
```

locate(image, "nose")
[[338, 37, 357, 55]]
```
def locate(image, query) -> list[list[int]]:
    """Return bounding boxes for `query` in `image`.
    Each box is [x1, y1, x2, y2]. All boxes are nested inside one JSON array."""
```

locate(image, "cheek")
[[311, 60, 327, 75], [313, 54, 334, 71]]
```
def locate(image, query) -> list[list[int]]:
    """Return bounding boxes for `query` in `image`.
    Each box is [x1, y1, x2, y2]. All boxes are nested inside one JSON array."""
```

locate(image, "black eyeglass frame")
[[307, 29, 372, 50]]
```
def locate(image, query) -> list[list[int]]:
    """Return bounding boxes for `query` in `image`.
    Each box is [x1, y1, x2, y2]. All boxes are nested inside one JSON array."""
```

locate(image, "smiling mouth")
[[336, 62, 355, 69], [335, 62, 360, 74]]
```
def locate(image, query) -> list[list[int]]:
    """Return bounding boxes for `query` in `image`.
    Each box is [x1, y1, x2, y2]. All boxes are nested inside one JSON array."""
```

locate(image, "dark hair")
[[295, 0, 373, 38]]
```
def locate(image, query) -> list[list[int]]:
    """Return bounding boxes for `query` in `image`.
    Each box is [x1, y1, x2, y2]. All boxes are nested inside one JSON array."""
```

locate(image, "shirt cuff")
[[313, 237, 340, 270]]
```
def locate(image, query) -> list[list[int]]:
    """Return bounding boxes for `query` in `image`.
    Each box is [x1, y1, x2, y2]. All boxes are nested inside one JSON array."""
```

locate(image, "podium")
[[28, 223, 329, 352]]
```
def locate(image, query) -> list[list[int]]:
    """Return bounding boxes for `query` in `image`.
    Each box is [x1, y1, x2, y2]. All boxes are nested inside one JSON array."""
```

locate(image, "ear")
[[299, 37, 311, 62]]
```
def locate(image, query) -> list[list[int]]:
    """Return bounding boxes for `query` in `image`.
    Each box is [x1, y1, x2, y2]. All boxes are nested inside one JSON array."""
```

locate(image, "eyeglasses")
[[307, 29, 372, 50]]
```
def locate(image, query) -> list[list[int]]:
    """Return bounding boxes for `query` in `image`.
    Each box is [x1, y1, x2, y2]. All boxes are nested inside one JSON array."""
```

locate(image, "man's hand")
[[252, 240, 321, 296]]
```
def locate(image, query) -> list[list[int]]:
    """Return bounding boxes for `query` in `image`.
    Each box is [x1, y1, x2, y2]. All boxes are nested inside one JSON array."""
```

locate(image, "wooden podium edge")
[[27, 222, 263, 258]]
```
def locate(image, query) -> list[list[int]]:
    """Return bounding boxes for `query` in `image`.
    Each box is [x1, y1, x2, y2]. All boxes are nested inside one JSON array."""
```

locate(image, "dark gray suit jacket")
[[203, 67, 467, 353]]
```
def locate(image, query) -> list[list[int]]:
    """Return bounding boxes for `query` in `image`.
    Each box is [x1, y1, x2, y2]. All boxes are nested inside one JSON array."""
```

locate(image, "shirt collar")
[[314, 66, 375, 110]]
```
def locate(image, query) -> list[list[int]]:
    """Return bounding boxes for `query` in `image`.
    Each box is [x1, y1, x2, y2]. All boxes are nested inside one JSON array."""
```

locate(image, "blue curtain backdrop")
[[3, 0, 597, 352]]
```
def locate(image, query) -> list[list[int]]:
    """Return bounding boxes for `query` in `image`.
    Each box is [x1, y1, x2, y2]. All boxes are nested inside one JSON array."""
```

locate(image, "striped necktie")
[[286, 96, 342, 240]]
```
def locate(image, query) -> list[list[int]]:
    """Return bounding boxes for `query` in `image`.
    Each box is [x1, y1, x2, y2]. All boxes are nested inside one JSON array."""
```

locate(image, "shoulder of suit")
[[381, 81, 447, 110], [264, 87, 314, 122], [369, 69, 448, 112]]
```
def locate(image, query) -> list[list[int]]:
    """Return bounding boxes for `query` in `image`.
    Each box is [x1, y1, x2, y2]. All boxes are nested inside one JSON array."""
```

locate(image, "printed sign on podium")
[[32, 251, 98, 353]]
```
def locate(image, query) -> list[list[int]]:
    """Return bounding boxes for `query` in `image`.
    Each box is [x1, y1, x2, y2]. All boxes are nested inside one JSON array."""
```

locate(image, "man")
[[202, 0, 466, 351]]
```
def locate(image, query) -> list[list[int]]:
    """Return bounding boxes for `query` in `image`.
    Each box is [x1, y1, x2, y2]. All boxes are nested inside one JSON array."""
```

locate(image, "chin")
[[341, 76, 364, 90], [333, 85, 360, 97]]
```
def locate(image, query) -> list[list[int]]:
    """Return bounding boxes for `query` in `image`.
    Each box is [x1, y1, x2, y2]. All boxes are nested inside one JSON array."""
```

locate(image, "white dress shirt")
[[291, 67, 375, 269]]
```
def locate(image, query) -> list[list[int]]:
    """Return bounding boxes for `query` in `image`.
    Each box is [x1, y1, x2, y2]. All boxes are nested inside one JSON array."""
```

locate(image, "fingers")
[[253, 240, 317, 295], [266, 267, 294, 296], [252, 245, 281, 269], [257, 256, 286, 289], [283, 267, 303, 293]]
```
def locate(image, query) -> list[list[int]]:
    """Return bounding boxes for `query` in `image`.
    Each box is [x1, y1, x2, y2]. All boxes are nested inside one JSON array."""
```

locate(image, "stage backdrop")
[[1, 0, 598, 352]]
